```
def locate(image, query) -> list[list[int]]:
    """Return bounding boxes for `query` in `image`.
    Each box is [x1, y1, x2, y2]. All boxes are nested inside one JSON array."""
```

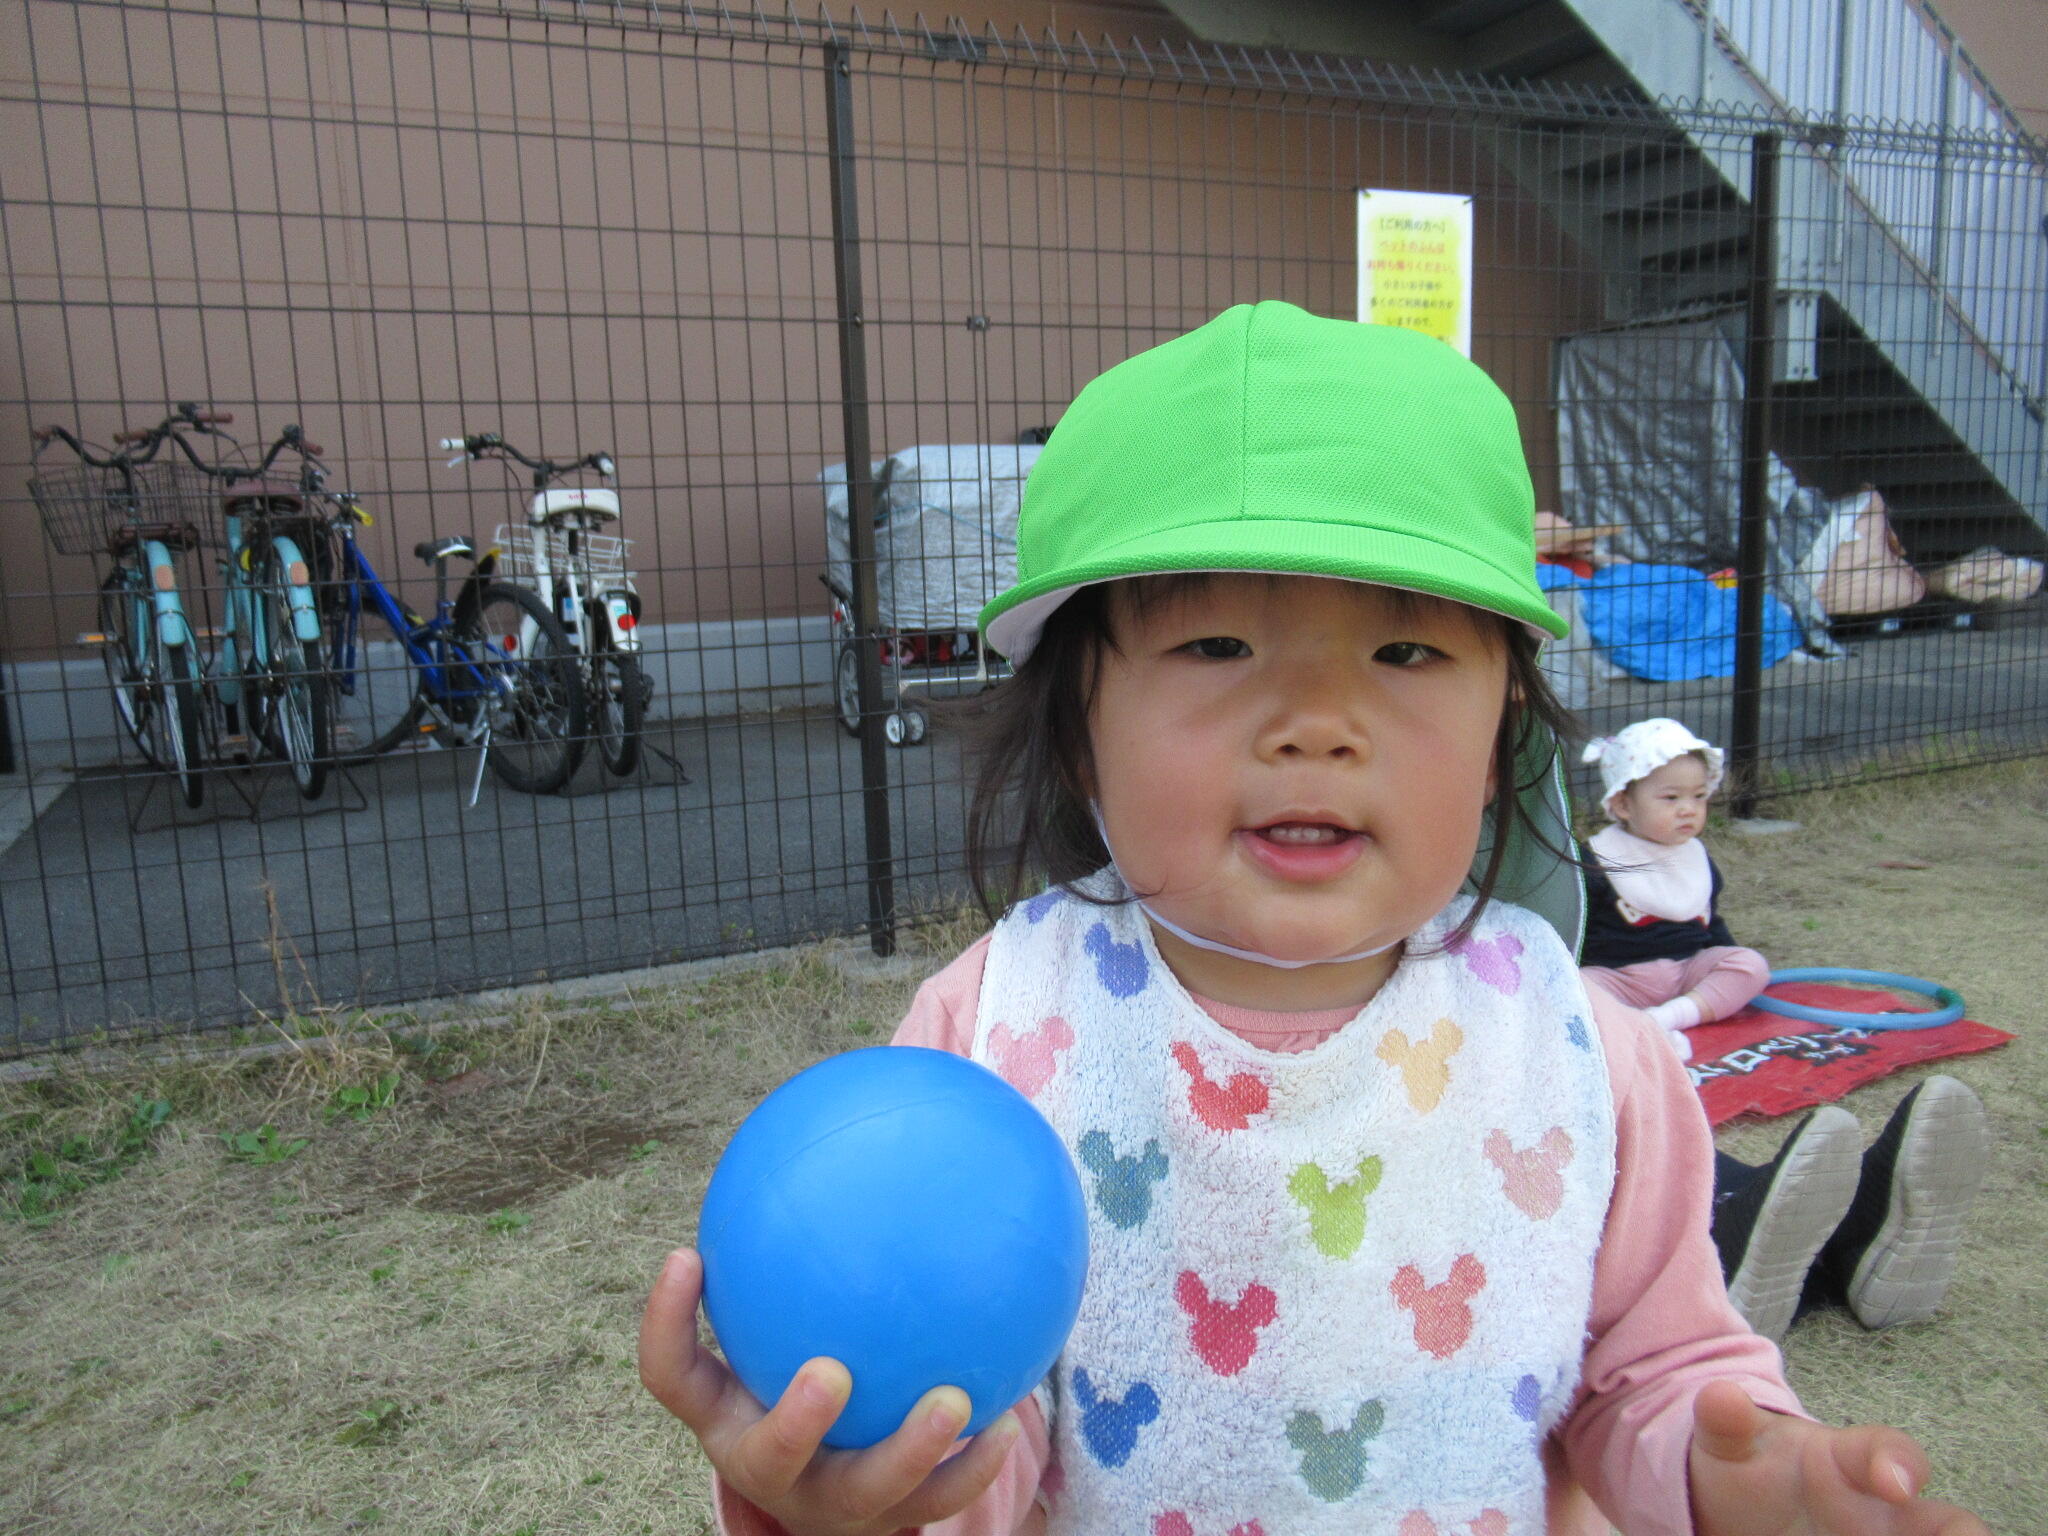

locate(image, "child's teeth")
[[1266, 823, 1340, 844]]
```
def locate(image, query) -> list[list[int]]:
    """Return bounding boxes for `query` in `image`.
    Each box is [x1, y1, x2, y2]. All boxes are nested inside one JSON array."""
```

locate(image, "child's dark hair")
[[965, 576, 1581, 946]]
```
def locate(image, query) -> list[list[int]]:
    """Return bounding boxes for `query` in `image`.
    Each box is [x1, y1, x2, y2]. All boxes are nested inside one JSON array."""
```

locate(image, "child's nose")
[[1256, 671, 1372, 762]]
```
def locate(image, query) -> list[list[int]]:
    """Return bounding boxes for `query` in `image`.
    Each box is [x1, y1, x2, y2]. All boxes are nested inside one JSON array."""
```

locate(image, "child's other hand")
[[638, 1247, 1024, 1536], [1688, 1380, 1990, 1536]]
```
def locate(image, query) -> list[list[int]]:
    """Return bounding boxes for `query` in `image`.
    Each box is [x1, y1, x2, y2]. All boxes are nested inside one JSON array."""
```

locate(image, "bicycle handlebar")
[[114, 404, 235, 446], [33, 421, 171, 469], [441, 431, 614, 483], [199, 423, 319, 484]]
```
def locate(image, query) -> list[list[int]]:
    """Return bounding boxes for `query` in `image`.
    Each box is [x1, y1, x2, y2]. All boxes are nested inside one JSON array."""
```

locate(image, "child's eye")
[[1373, 641, 1442, 667], [1183, 636, 1250, 659]]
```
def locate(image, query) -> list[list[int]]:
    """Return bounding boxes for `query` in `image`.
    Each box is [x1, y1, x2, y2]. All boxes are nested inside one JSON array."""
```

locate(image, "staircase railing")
[[1682, 0, 2047, 408]]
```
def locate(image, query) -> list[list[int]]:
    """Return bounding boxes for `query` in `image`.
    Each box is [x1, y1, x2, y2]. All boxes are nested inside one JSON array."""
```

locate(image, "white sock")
[[1646, 995, 1703, 1032]]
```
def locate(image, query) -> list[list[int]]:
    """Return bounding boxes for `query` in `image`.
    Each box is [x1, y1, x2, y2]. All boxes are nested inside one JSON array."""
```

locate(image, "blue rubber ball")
[[698, 1046, 1089, 1449]]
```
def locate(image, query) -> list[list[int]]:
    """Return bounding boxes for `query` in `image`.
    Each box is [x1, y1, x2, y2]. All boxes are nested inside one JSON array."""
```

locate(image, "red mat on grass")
[[1686, 980, 2014, 1126]]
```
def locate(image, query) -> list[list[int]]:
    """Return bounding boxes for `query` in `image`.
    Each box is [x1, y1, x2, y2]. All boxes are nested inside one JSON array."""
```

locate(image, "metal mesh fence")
[[3, 0, 2044, 1052]]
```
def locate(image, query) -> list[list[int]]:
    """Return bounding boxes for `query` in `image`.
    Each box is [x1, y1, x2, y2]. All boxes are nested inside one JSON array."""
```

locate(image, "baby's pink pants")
[[1580, 945, 1772, 1024]]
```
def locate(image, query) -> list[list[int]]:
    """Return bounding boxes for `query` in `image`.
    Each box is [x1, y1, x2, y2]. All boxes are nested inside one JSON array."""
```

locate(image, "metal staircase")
[[1408, 0, 2048, 559]]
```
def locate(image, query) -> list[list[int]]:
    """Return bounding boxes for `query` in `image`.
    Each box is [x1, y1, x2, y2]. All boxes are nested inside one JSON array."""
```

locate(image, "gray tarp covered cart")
[[820, 443, 1040, 744], [1556, 317, 1847, 657]]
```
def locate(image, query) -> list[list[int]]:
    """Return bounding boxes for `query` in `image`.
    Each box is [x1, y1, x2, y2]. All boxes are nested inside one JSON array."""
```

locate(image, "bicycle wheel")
[[467, 582, 585, 794], [834, 639, 863, 738], [591, 643, 645, 777], [328, 589, 434, 761], [153, 630, 205, 809], [98, 569, 162, 764], [248, 544, 332, 799]]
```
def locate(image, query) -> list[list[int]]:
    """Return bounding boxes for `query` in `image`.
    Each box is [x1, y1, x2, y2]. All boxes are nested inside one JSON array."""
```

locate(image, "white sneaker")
[[1816, 1076, 1992, 1329], [1716, 1105, 1862, 1344]]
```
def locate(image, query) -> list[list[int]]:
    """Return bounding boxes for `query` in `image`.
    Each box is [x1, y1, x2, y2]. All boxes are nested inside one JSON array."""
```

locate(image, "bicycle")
[[150, 412, 334, 800], [276, 434, 588, 799], [440, 432, 648, 777], [28, 414, 223, 807]]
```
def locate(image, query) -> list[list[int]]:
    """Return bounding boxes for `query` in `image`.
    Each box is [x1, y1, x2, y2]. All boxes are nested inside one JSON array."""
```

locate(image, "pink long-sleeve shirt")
[[711, 933, 1802, 1536]]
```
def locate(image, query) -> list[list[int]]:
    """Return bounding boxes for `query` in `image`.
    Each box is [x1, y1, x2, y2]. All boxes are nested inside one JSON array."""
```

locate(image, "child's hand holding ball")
[[639, 1047, 1088, 1535]]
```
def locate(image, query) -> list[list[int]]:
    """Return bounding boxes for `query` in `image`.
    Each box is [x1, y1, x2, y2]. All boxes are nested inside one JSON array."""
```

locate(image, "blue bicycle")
[[275, 433, 587, 798]]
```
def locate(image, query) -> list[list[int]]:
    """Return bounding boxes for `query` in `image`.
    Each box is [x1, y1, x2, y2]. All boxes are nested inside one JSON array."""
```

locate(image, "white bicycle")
[[441, 432, 648, 777]]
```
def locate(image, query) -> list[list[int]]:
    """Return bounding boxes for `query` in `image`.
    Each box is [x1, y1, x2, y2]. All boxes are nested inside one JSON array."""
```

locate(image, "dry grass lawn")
[[1, 760, 2043, 1535]]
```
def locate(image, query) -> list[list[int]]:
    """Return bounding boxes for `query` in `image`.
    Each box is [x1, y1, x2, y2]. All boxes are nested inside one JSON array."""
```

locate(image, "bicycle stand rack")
[[556, 723, 692, 799], [118, 747, 371, 834]]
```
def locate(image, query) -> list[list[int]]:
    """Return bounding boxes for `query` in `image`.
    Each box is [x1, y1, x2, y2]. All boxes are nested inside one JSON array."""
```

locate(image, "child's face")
[[1613, 755, 1712, 845], [1087, 574, 1507, 996]]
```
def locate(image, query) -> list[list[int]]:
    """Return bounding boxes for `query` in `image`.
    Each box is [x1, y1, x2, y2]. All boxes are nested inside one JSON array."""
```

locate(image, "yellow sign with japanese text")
[[1356, 189, 1473, 356]]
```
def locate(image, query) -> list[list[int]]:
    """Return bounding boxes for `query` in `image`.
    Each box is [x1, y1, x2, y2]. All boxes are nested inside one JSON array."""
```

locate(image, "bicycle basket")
[[28, 460, 219, 557], [491, 523, 635, 586]]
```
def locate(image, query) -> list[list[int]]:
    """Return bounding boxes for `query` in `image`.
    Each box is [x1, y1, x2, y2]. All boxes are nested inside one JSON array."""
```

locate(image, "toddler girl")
[[1577, 720, 1771, 1060], [640, 304, 1987, 1536]]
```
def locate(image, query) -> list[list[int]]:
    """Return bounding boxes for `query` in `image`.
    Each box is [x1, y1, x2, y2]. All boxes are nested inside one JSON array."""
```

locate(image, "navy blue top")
[[1579, 851, 1736, 967]]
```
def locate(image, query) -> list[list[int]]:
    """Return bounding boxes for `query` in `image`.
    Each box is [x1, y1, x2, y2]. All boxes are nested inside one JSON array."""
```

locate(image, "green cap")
[[981, 301, 1584, 957], [980, 300, 1567, 665]]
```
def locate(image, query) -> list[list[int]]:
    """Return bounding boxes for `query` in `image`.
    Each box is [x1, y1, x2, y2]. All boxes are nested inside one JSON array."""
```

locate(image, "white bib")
[[973, 883, 1616, 1536], [1588, 825, 1714, 925]]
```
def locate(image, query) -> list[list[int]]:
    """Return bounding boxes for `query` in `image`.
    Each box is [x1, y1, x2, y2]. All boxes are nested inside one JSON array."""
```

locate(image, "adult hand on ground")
[[638, 1247, 1024, 1536], [1688, 1379, 1991, 1535]]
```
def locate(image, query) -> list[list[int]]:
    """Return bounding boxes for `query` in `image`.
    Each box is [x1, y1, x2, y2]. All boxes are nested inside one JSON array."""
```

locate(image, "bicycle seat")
[[109, 522, 203, 555], [415, 536, 475, 565], [533, 487, 621, 526]]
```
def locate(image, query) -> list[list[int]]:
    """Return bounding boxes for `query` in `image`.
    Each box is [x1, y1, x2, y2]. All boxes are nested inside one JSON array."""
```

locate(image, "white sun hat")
[[1582, 718, 1725, 815]]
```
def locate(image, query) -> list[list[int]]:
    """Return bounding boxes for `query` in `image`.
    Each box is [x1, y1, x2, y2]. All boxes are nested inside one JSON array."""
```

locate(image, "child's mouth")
[[1257, 822, 1353, 846], [1240, 821, 1366, 880]]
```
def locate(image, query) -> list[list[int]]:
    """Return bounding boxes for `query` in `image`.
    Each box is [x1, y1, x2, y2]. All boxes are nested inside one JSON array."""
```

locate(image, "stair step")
[[1415, 0, 1536, 34], [1535, 53, 1638, 90], [1546, 129, 1661, 179], [1792, 369, 1911, 412], [1466, 0, 1590, 77], [1779, 408, 1962, 454], [1617, 207, 1752, 263], [1850, 454, 1990, 488], [1585, 154, 1732, 217], [1635, 257, 1752, 310]]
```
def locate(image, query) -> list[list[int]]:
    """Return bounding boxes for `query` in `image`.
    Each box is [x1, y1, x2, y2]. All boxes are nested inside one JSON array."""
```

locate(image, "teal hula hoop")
[[1750, 967, 1966, 1031]]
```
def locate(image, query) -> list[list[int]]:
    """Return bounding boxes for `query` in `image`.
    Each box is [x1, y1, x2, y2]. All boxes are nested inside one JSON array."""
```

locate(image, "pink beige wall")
[[1923, 0, 2048, 142], [2, 0, 1603, 661]]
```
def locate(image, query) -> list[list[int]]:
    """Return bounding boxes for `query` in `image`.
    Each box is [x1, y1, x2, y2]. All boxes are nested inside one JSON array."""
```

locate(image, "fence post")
[[1730, 131, 1780, 819], [823, 42, 897, 957], [0, 652, 14, 775]]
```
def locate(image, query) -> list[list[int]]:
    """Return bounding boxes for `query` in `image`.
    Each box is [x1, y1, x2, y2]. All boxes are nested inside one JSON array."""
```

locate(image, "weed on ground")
[[0, 771, 2040, 1533]]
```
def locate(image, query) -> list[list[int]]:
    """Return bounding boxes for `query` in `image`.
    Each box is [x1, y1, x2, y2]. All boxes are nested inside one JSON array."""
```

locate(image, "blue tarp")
[[1542, 564, 1803, 682]]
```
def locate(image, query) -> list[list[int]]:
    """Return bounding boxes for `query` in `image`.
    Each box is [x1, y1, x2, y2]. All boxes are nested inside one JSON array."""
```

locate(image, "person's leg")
[[1807, 1075, 1991, 1328], [1579, 958, 1684, 1012], [1581, 960, 1693, 1058], [1670, 945, 1773, 1024], [1711, 1106, 1862, 1344]]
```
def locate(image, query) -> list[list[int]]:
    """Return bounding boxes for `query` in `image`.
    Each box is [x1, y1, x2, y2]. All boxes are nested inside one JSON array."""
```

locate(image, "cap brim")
[[981, 517, 1568, 662]]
